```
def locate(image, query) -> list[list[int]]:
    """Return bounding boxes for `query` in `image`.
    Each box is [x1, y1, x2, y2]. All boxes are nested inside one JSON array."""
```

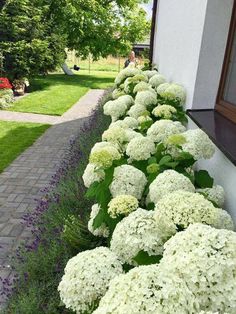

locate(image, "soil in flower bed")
[[2, 92, 112, 313]]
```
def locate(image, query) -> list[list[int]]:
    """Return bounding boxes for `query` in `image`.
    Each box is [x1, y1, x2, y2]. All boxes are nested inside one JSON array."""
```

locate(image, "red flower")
[[0, 77, 12, 89]]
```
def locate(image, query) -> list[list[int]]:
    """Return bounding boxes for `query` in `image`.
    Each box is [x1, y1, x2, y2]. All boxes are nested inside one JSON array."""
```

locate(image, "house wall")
[[153, 0, 236, 221], [153, 0, 208, 107], [153, 0, 234, 109], [188, 120, 236, 222]]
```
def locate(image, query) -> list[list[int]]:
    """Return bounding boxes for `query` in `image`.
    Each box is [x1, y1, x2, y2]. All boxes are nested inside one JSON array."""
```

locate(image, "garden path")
[[0, 89, 105, 305]]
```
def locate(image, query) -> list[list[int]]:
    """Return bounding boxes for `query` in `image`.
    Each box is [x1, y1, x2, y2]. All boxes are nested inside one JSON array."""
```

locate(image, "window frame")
[[216, 0, 236, 123]]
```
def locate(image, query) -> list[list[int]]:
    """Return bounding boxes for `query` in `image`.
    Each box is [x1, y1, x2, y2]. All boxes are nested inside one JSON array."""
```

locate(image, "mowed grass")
[[0, 121, 50, 173], [8, 70, 116, 116]]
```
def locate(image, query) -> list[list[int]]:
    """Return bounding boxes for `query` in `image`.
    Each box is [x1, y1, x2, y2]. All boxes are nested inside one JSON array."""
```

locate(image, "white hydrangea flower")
[[154, 190, 234, 230], [156, 82, 171, 95], [93, 265, 161, 314], [116, 95, 134, 108], [58, 247, 123, 313], [110, 165, 147, 200], [135, 90, 157, 108], [197, 185, 225, 208], [125, 129, 143, 144], [143, 70, 159, 78], [82, 163, 105, 188], [160, 83, 186, 104], [127, 104, 147, 119], [214, 208, 235, 231], [91, 141, 118, 153], [110, 208, 176, 264], [89, 146, 121, 169], [148, 170, 195, 204], [103, 99, 127, 122], [123, 117, 139, 129], [112, 88, 125, 99], [149, 74, 167, 88], [152, 104, 177, 119], [124, 74, 148, 94], [109, 120, 129, 129], [108, 195, 139, 218], [159, 223, 236, 313], [147, 119, 186, 143], [126, 136, 156, 161], [137, 115, 153, 124], [133, 81, 152, 94], [102, 126, 127, 146], [115, 67, 140, 86], [95, 225, 236, 314], [181, 129, 215, 160], [88, 204, 110, 237]]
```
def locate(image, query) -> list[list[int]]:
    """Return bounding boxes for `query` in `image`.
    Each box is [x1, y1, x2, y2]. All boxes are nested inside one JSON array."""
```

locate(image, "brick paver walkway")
[[0, 89, 105, 305]]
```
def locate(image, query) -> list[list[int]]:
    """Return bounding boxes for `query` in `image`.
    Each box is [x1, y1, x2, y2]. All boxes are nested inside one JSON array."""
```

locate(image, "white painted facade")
[[153, 0, 236, 219]]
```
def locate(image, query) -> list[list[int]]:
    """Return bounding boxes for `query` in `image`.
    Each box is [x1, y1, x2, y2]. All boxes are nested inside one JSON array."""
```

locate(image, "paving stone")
[[0, 89, 104, 306]]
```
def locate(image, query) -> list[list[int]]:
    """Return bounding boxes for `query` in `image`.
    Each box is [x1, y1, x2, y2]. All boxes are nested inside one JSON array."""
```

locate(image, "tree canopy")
[[0, 0, 150, 79]]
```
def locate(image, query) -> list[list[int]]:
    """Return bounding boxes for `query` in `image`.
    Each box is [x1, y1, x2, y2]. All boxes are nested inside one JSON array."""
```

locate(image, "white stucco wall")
[[153, 0, 234, 109], [188, 120, 236, 223], [153, 0, 208, 107], [192, 0, 234, 109]]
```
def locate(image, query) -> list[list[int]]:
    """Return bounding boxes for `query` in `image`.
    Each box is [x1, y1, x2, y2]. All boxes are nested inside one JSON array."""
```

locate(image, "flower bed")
[[61, 66, 236, 314], [0, 77, 14, 109], [3, 67, 236, 313]]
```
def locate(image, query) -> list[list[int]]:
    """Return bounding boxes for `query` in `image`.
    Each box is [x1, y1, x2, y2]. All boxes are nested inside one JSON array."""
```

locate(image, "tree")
[[0, 0, 150, 79], [0, 0, 66, 80], [55, 0, 150, 59]]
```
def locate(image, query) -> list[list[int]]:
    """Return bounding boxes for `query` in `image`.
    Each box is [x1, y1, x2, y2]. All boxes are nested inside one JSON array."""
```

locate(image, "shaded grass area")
[[7, 71, 116, 116], [3, 94, 111, 313], [0, 121, 50, 173]]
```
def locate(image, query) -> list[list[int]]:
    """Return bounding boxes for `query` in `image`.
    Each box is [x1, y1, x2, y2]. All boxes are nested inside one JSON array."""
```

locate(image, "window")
[[216, 1, 236, 123]]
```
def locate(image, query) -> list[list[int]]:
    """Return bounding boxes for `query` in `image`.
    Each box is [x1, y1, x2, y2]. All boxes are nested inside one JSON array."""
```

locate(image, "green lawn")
[[8, 70, 116, 116], [0, 121, 50, 172]]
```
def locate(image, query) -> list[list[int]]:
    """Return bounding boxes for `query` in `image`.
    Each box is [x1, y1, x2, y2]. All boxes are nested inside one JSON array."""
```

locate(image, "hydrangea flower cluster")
[[112, 88, 125, 99], [135, 90, 157, 108], [110, 208, 176, 264], [127, 103, 147, 119], [89, 146, 121, 169], [159, 83, 186, 104], [58, 247, 123, 313], [82, 163, 105, 188], [95, 224, 236, 314], [147, 119, 186, 142], [115, 67, 140, 86], [197, 185, 225, 208], [103, 95, 133, 121], [124, 74, 148, 94], [143, 69, 158, 78], [148, 170, 195, 204], [108, 195, 139, 218], [88, 204, 110, 237], [133, 81, 151, 94], [126, 136, 156, 161], [156, 82, 171, 95], [152, 104, 177, 119], [109, 165, 147, 199], [154, 190, 234, 230], [159, 224, 236, 313], [181, 129, 215, 160], [149, 73, 167, 88], [102, 126, 127, 146]]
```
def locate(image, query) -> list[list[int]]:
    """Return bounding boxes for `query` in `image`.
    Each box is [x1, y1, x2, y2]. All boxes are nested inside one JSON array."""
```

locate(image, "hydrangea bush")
[[59, 67, 235, 314], [58, 247, 123, 313]]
